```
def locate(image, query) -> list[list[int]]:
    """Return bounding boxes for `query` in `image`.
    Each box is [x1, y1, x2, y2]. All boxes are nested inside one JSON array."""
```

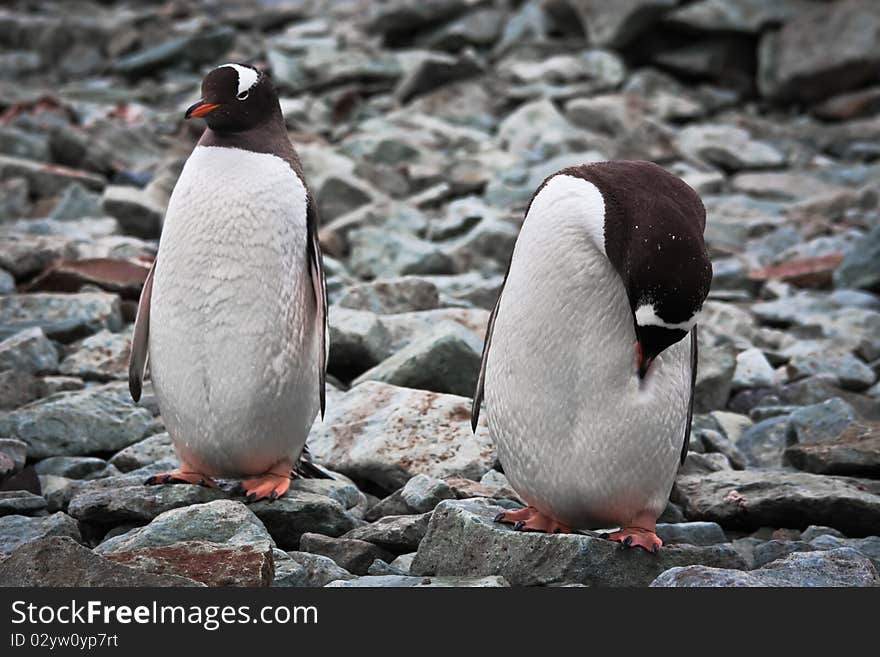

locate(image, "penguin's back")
[[484, 174, 690, 529], [149, 145, 319, 477]]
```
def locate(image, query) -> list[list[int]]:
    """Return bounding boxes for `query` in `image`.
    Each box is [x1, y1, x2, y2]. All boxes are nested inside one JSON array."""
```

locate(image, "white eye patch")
[[635, 303, 699, 331], [219, 63, 259, 96]]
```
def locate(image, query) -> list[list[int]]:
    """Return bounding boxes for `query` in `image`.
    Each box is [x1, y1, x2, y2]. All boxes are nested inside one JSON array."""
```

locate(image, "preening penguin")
[[128, 63, 329, 500], [472, 161, 711, 552]]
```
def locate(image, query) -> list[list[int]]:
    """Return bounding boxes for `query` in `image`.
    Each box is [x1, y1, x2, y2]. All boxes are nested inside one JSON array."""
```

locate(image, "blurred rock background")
[[0, 0, 878, 587]]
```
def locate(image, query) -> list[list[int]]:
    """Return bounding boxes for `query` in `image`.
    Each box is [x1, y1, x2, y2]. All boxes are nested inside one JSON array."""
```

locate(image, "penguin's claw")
[[144, 471, 217, 488], [493, 506, 572, 534], [603, 527, 663, 553], [241, 462, 292, 502]]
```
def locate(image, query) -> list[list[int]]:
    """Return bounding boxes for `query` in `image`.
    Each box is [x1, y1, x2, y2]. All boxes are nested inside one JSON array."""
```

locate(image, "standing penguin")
[[472, 161, 711, 552], [129, 63, 328, 501]]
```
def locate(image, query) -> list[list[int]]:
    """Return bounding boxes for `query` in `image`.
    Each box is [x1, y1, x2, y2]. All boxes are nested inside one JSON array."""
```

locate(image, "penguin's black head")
[[545, 161, 712, 379], [185, 63, 280, 132]]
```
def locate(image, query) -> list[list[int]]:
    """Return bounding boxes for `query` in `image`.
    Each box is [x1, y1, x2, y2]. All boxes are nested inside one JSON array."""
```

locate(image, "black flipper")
[[306, 196, 328, 419], [681, 326, 698, 465], [293, 445, 333, 479], [129, 260, 156, 403]]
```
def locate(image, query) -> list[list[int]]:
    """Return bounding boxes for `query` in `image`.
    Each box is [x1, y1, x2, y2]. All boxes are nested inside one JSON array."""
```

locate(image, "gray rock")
[[395, 52, 482, 103], [289, 476, 367, 515], [0, 327, 58, 374], [0, 438, 27, 480], [568, 0, 677, 48], [58, 329, 131, 381], [758, 0, 880, 102], [96, 499, 274, 554], [0, 292, 123, 342], [100, 185, 165, 239], [105, 540, 274, 587], [652, 548, 879, 587], [785, 421, 880, 478], [299, 533, 395, 575], [318, 176, 379, 223], [411, 499, 747, 587], [801, 525, 846, 542], [732, 347, 776, 390], [352, 323, 482, 396], [0, 384, 154, 458], [834, 225, 880, 292], [787, 398, 856, 445], [676, 124, 785, 171], [0, 490, 47, 516], [68, 483, 229, 525], [50, 182, 102, 221], [113, 26, 235, 76], [343, 512, 432, 553], [308, 381, 495, 492], [667, 0, 808, 34], [0, 537, 201, 587], [752, 539, 814, 568], [280, 550, 357, 587], [694, 342, 735, 412], [656, 522, 728, 546], [337, 277, 439, 314], [348, 227, 456, 279], [679, 451, 733, 476], [109, 432, 177, 472], [327, 308, 392, 379], [673, 470, 880, 536], [0, 177, 30, 221], [787, 351, 876, 391], [808, 534, 880, 570], [0, 269, 14, 294], [390, 552, 416, 575], [366, 474, 455, 521], [34, 456, 110, 479], [0, 154, 104, 197], [0, 512, 81, 555], [699, 429, 747, 469], [325, 574, 510, 587], [248, 491, 357, 550], [736, 415, 791, 467], [0, 369, 41, 410]]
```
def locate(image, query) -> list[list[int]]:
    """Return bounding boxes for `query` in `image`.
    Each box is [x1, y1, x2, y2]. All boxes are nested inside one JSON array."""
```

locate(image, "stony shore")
[[0, 0, 879, 587]]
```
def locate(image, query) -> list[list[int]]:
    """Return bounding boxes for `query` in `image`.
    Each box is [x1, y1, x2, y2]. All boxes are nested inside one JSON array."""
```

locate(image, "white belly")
[[149, 146, 319, 477], [484, 202, 689, 529]]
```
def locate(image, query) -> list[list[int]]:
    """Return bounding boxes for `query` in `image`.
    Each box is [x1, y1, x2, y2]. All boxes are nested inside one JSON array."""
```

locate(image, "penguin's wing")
[[471, 277, 505, 432], [307, 196, 329, 419], [680, 326, 698, 465], [128, 259, 155, 403]]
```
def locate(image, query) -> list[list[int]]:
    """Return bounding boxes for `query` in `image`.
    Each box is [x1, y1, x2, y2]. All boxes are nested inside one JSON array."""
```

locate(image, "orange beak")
[[185, 100, 220, 119]]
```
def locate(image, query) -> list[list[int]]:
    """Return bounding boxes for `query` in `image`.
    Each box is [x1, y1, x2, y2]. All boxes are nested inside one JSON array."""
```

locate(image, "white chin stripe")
[[635, 304, 698, 331], [220, 63, 259, 95]]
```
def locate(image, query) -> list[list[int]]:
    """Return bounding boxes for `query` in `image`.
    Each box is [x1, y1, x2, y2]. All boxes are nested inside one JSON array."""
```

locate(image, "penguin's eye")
[[237, 90, 249, 101]]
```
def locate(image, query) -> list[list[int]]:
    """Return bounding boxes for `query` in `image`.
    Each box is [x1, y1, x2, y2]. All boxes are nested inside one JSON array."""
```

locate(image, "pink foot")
[[602, 527, 663, 554], [494, 506, 573, 534], [242, 459, 292, 502]]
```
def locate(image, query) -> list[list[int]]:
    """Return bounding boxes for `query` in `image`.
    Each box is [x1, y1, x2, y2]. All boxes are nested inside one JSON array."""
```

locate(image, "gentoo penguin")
[[128, 63, 328, 500], [472, 161, 711, 552]]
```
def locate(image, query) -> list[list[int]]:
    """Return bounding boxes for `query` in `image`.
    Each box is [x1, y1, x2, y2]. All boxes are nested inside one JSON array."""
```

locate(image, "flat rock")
[[785, 422, 880, 478], [299, 533, 395, 575], [656, 521, 729, 546], [0, 384, 154, 458], [280, 551, 357, 587], [569, 0, 677, 48], [673, 470, 880, 536], [336, 276, 439, 314], [787, 398, 857, 445], [735, 414, 791, 468], [834, 225, 880, 292], [105, 540, 274, 587], [410, 500, 747, 587], [786, 350, 876, 391], [343, 512, 432, 553], [0, 292, 123, 341], [0, 327, 58, 374], [0, 154, 104, 197], [68, 483, 229, 524], [0, 537, 201, 587], [109, 432, 177, 472], [96, 499, 274, 553], [352, 323, 482, 397], [0, 490, 47, 516], [58, 328, 131, 381], [100, 185, 165, 238], [0, 511, 81, 555], [732, 347, 776, 390], [758, 0, 880, 102], [248, 491, 357, 550], [676, 124, 785, 171], [652, 547, 879, 587], [308, 381, 495, 492]]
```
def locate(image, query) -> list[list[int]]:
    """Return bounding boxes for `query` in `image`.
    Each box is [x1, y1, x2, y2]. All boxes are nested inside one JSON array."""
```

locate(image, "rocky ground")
[[1, 0, 879, 587]]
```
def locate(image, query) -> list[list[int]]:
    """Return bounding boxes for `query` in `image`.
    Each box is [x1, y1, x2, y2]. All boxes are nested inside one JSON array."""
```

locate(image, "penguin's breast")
[[148, 146, 316, 454]]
